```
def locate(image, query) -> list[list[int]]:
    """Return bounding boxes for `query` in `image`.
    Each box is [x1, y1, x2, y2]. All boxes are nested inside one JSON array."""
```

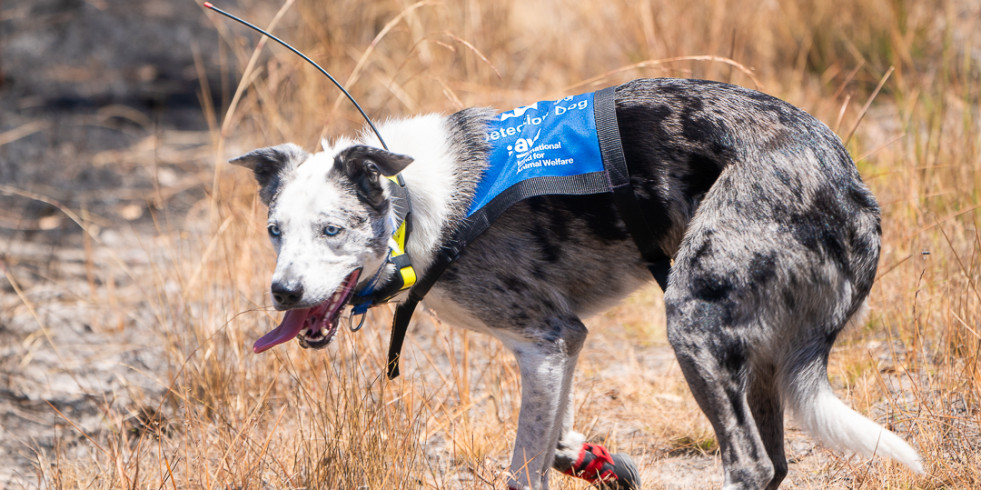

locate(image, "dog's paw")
[[562, 443, 641, 489]]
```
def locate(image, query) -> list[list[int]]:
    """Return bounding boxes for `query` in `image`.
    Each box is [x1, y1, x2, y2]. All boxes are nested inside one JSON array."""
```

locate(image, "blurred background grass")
[[1, 0, 978, 488]]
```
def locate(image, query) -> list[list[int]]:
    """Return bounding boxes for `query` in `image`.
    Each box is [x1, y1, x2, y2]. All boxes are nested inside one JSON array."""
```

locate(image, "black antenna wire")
[[203, 2, 389, 150]]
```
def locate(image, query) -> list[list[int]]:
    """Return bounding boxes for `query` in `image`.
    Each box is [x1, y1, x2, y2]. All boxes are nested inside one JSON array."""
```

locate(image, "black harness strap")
[[593, 86, 671, 291], [385, 86, 671, 379], [386, 253, 448, 378]]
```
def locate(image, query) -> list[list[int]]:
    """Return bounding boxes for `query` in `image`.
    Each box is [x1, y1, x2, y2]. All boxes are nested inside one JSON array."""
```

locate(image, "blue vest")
[[468, 92, 606, 216]]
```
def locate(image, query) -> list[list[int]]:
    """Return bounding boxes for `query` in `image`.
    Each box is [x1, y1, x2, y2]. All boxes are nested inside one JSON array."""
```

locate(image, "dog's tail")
[[784, 329, 924, 473]]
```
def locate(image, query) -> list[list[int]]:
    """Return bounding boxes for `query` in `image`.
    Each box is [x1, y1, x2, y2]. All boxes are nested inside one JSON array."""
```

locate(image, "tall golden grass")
[[39, 0, 978, 487]]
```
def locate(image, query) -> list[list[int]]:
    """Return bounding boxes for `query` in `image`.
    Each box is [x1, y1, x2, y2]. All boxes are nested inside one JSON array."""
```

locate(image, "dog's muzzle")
[[253, 269, 362, 353]]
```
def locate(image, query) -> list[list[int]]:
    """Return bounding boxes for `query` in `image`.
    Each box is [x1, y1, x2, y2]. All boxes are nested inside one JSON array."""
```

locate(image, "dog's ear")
[[337, 145, 414, 177], [334, 145, 414, 210], [230, 143, 309, 205]]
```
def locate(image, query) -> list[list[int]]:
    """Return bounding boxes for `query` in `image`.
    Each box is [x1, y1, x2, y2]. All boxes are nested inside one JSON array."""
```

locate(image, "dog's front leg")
[[507, 347, 566, 490], [501, 316, 587, 490]]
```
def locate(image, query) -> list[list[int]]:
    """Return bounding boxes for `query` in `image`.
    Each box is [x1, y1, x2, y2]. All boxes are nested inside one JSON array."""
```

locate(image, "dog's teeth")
[[300, 325, 328, 342]]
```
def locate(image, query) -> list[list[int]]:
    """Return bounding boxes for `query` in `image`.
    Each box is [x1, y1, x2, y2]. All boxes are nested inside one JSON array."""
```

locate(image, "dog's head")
[[232, 143, 413, 353]]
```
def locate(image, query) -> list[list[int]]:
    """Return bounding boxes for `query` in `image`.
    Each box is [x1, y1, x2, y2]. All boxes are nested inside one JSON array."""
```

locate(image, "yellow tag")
[[400, 265, 417, 288]]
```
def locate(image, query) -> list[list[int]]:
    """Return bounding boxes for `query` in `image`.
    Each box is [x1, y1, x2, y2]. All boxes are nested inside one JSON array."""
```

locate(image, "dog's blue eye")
[[267, 224, 281, 237], [323, 225, 342, 237]]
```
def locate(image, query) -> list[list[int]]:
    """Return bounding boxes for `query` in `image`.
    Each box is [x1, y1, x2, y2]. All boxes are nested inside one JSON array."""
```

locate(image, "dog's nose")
[[271, 281, 303, 308]]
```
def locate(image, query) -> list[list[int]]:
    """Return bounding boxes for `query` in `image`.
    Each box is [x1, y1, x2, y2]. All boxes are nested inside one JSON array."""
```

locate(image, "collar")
[[351, 174, 417, 315]]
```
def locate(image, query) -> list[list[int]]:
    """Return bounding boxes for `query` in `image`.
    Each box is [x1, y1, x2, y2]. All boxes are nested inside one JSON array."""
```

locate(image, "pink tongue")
[[253, 308, 311, 353]]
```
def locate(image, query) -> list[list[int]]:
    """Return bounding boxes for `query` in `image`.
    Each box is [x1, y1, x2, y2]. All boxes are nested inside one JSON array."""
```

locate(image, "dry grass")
[[22, 0, 979, 488]]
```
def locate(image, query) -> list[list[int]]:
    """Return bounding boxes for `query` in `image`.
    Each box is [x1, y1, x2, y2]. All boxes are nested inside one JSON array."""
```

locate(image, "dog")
[[231, 78, 923, 489]]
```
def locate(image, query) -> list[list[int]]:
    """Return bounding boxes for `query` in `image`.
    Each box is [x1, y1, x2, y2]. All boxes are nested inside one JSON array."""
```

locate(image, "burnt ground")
[[0, 0, 241, 484]]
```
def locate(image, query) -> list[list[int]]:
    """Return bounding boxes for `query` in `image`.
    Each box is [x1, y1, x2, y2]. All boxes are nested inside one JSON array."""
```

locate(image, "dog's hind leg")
[[664, 295, 775, 489], [748, 363, 787, 490]]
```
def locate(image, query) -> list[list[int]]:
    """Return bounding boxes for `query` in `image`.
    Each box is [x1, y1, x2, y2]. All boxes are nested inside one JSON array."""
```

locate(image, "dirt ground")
[[0, 1, 940, 488], [0, 0, 233, 484]]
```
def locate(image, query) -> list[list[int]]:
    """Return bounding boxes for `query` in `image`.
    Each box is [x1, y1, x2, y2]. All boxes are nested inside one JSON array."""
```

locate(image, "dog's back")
[[440, 78, 882, 328]]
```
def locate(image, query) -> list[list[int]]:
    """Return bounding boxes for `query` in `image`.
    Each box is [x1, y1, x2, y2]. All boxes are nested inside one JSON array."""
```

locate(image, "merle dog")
[[231, 78, 923, 489]]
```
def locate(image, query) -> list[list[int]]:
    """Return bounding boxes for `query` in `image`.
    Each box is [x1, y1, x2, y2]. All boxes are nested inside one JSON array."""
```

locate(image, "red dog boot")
[[561, 442, 641, 489]]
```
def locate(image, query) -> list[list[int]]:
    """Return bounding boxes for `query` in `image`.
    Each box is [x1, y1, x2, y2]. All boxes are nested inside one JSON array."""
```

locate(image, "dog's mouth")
[[252, 269, 362, 354]]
